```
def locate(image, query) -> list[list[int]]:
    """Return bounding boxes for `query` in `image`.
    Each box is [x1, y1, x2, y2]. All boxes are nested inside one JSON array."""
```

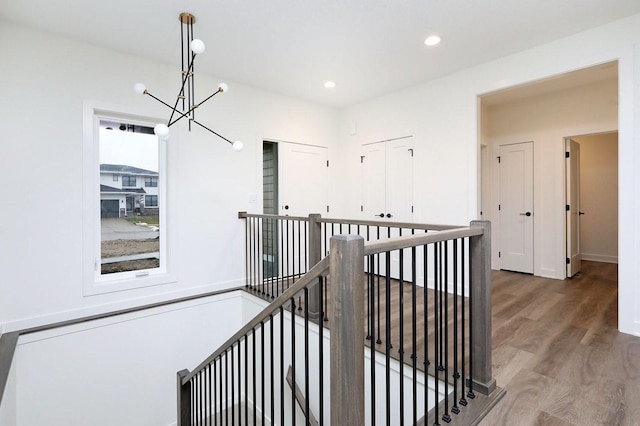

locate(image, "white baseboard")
[[581, 253, 618, 264]]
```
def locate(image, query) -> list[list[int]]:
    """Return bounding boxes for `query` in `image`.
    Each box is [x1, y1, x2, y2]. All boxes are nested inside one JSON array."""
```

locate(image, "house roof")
[[1, 1, 639, 108], [100, 164, 158, 176], [100, 185, 147, 195]]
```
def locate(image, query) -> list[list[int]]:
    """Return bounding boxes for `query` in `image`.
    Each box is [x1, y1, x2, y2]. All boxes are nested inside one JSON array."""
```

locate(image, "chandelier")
[[134, 12, 243, 151]]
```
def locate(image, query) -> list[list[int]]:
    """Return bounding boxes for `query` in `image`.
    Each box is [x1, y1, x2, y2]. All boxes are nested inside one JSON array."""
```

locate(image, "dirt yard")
[[101, 238, 159, 258], [101, 238, 160, 274]]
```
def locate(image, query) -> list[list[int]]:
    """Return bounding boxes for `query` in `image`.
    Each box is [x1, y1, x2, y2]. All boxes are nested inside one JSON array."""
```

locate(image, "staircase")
[[175, 213, 503, 425]]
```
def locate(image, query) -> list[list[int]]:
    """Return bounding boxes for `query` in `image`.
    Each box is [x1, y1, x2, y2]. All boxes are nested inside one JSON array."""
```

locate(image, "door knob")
[[376, 213, 384, 218], [519, 212, 532, 217], [579, 211, 585, 215], [386, 213, 393, 218]]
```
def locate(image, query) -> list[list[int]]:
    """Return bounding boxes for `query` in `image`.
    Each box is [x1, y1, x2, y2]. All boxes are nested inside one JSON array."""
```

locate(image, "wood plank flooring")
[[249, 260, 636, 425], [481, 261, 640, 426]]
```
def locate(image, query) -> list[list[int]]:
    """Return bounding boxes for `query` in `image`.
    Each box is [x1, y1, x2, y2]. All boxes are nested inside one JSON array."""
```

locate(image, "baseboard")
[[581, 253, 618, 263]]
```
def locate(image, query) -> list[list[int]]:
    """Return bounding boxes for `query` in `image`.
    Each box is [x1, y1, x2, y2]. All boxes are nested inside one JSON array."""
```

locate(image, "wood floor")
[[481, 261, 640, 426]]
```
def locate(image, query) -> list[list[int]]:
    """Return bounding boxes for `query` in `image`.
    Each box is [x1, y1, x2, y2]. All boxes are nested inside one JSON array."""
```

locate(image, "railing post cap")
[[330, 234, 364, 242]]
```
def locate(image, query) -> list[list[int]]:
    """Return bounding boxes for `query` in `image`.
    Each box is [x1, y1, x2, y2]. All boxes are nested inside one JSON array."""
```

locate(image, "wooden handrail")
[[364, 226, 483, 255], [181, 256, 330, 384]]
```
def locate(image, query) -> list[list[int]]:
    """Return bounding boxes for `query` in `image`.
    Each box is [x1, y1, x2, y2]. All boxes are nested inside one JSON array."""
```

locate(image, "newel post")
[[177, 369, 191, 426], [329, 235, 365, 425], [307, 213, 322, 315], [469, 220, 496, 395]]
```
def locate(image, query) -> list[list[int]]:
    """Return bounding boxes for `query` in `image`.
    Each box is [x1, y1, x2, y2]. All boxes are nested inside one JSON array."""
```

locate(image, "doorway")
[[565, 132, 619, 277]]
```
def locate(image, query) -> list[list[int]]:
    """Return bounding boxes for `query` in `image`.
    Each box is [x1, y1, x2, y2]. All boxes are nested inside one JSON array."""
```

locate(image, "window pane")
[[99, 120, 160, 275]]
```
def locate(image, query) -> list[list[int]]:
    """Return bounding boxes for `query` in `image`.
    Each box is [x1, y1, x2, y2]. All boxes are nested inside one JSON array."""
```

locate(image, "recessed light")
[[424, 35, 441, 47], [324, 81, 336, 89]]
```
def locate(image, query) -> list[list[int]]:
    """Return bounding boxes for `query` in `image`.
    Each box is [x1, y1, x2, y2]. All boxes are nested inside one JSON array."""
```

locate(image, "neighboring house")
[[99, 164, 159, 217]]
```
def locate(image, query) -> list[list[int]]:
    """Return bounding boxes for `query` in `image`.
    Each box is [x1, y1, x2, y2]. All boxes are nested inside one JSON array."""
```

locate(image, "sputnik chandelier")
[[134, 12, 243, 151]]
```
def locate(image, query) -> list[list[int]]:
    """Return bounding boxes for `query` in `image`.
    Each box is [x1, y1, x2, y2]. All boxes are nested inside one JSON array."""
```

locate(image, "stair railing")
[[177, 218, 495, 425]]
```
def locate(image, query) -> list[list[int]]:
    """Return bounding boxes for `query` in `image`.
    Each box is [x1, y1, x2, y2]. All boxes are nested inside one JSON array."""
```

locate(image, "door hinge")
[[565, 152, 570, 158], [327, 205, 330, 213], [411, 206, 414, 213], [327, 160, 329, 167], [360, 156, 365, 163], [566, 204, 570, 211], [361, 205, 363, 212], [498, 204, 501, 211], [498, 251, 501, 258], [566, 257, 570, 264], [408, 148, 414, 157], [497, 156, 501, 164]]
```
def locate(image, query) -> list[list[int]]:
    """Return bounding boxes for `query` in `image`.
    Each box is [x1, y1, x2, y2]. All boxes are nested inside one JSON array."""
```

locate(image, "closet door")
[[361, 137, 413, 221]]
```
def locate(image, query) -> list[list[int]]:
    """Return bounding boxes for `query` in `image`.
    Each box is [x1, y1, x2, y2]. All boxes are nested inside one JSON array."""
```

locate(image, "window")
[[83, 103, 175, 295], [122, 175, 136, 187], [146, 195, 158, 207], [145, 176, 158, 187]]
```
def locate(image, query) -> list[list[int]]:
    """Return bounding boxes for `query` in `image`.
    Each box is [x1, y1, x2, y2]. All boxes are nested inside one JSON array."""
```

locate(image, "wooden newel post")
[[469, 220, 496, 395], [177, 369, 191, 426], [329, 235, 365, 425], [307, 213, 322, 316]]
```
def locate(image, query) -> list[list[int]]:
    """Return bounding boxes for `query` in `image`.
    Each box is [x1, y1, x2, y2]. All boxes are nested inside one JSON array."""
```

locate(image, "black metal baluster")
[[452, 239, 461, 416], [237, 341, 242, 425], [366, 226, 371, 340], [207, 364, 214, 426], [399, 246, 405, 426], [467, 237, 475, 401], [291, 298, 296, 426], [369, 254, 376, 426], [231, 344, 235, 425], [280, 307, 285, 425], [459, 237, 468, 407], [279, 218, 284, 297], [411, 243, 417, 426], [376, 226, 382, 344], [213, 359, 217, 426], [443, 241, 451, 423], [252, 330, 256, 426], [245, 217, 250, 290], [261, 322, 265, 426], [385, 250, 392, 426], [434, 242, 440, 426], [318, 275, 325, 425], [270, 316, 275, 426], [244, 335, 248, 424], [304, 287, 310, 425], [423, 243, 429, 422], [285, 219, 290, 290], [224, 351, 228, 426]]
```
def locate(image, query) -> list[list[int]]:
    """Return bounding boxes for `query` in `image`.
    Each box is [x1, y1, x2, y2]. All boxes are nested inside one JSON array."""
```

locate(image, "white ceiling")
[[2, 0, 638, 108]]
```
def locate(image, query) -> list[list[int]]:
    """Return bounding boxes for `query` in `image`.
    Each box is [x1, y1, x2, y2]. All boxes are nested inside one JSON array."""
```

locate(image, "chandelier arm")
[[144, 91, 192, 128], [168, 53, 197, 125], [193, 89, 223, 110], [191, 119, 234, 145]]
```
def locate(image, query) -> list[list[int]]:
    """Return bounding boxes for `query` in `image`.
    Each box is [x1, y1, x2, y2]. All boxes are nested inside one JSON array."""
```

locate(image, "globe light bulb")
[[154, 124, 170, 139], [190, 39, 205, 55], [232, 141, 243, 151], [218, 83, 229, 93], [134, 83, 147, 94]]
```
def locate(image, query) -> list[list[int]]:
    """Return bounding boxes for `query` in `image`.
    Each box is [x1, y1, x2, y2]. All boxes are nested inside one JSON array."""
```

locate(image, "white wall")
[[484, 80, 617, 278], [574, 133, 619, 263], [334, 14, 640, 334], [0, 292, 245, 426], [0, 21, 338, 332]]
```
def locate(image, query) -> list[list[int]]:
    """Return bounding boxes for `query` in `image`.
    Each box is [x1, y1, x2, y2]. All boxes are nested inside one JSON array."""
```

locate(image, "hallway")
[[482, 261, 640, 425]]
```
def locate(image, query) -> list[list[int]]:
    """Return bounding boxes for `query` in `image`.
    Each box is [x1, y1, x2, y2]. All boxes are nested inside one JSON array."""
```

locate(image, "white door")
[[499, 142, 534, 273], [566, 139, 581, 277], [362, 138, 414, 279], [361, 138, 413, 221], [279, 143, 328, 216]]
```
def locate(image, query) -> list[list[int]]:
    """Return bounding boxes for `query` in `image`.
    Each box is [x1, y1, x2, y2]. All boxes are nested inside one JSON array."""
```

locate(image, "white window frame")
[[82, 101, 177, 295]]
